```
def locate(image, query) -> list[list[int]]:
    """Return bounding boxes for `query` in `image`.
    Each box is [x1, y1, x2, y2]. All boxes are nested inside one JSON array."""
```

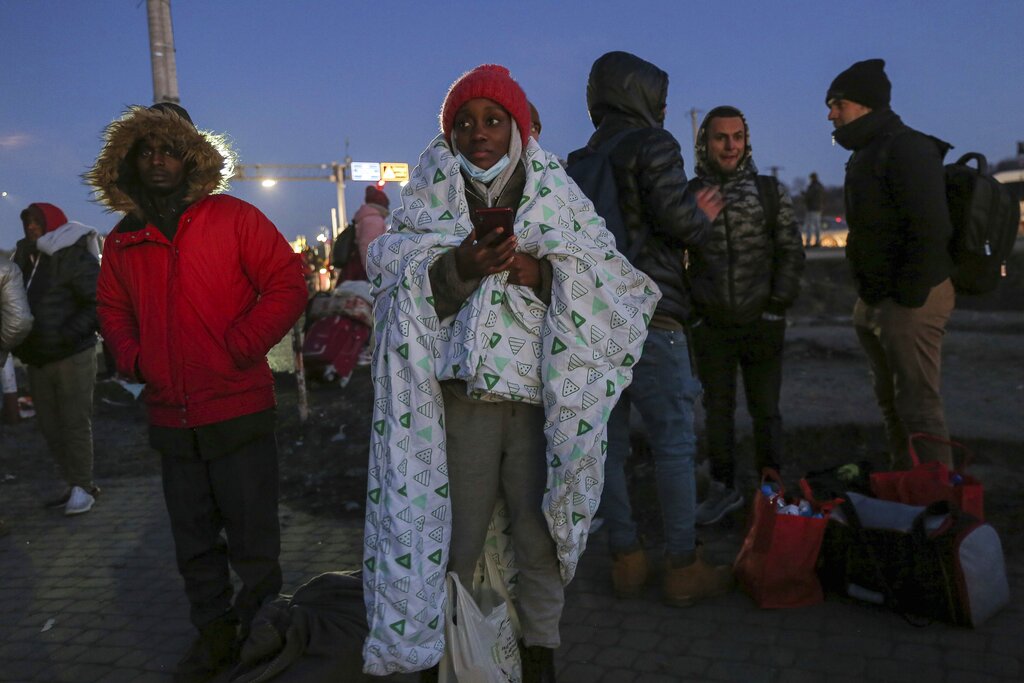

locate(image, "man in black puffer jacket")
[[827, 59, 955, 468], [13, 203, 101, 516], [686, 106, 805, 526], [568, 50, 731, 608]]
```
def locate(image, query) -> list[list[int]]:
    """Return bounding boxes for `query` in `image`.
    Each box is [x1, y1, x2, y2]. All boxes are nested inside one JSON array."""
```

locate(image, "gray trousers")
[[442, 383, 563, 648], [853, 279, 955, 467], [27, 347, 96, 489]]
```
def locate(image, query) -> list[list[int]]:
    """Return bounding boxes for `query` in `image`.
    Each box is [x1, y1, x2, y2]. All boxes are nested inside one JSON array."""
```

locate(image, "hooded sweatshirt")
[[11, 203, 100, 367], [687, 108, 804, 326], [87, 105, 307, 428]]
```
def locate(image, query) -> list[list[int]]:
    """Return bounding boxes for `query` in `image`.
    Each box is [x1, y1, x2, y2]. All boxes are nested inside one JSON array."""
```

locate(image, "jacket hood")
[[586, 51, 668, 129], [84, 105, 235, 218], [35, 221, 100, 259], [354, 202, 388, 222], [21, 203, 68, 235], [695, 106, 755, 179]]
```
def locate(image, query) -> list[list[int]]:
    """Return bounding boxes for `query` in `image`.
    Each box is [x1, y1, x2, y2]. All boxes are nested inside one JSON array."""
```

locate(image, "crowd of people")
[[0, 54, 961, 683]]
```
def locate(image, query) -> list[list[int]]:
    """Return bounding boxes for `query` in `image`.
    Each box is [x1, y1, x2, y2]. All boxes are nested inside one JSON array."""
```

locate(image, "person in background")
[[0, 250, 33, 536], [686, 106, 805, 525], [528, 100, 542, 141], [12, 202, 101, 517], [353, 184, 389, 271], [803, 172, 824, 247], [88, 102, 307, 683], [827, 59, 955, 468], [566, 50, 730, 607]]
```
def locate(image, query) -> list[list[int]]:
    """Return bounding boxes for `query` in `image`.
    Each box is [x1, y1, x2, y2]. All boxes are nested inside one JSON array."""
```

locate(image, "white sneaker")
[[64, 486, 95, 516]]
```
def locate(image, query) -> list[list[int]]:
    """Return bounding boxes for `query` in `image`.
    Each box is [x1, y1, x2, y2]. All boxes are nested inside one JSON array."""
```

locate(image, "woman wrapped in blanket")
[[361, 65, 659, 680]]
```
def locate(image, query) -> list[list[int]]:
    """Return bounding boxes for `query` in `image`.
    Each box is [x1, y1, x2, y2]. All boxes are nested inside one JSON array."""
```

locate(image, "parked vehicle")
[[818, 216, 849, 248]]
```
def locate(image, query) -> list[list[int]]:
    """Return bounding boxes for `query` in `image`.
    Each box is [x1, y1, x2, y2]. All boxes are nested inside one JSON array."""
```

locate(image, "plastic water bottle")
[[949, 472, 964, 486], [797, 500, 813, 517]]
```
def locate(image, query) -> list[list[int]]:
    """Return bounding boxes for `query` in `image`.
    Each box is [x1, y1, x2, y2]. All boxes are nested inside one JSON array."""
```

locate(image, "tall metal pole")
[[332, 157, 352, 240], [147, 0, 180, 104]]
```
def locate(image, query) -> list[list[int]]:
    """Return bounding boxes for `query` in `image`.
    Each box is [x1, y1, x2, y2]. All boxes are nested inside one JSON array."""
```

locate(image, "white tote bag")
[[438, 570, 522, 683]]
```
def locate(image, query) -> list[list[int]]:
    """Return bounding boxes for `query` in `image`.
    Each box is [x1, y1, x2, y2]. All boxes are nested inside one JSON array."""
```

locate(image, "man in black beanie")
[[826, 59, 956, 468]]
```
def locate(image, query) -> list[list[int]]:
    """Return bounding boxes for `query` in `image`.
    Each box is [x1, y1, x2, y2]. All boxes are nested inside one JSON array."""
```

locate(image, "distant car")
[[818, 216, 849, 248]]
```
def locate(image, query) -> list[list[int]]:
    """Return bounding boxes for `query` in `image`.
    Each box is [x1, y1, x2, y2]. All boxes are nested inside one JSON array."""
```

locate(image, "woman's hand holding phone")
[[455, 226, 517, 280]]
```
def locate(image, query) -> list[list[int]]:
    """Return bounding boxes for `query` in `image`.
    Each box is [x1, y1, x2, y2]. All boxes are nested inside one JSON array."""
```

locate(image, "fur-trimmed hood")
[[85, 105, 235, 217]]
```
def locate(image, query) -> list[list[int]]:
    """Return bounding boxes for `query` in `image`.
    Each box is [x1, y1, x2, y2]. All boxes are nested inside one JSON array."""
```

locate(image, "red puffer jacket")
[[97, 195, 307, 428]]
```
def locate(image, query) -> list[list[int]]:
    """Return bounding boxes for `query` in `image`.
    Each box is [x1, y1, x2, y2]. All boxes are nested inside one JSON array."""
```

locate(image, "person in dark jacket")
[[827, 59, 955, 467], [12, 202, 101, 516], [0, 252, 33, 536], [802, 172, 824, 247], [567, 51, 732, 607], [87, 103, 308, 683], [686, 106, 805, 525]]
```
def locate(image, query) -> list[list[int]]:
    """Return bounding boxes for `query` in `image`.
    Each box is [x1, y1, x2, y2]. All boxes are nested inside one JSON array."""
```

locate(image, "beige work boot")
[[611, 545, 648, 598], [662, 546, 734, 607]]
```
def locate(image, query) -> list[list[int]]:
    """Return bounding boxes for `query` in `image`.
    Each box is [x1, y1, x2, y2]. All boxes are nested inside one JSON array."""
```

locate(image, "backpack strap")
[[754, 175, 780, 238]]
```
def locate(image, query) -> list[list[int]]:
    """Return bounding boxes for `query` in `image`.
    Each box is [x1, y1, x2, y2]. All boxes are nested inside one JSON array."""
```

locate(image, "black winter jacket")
[[834, 109, 953, 307], [12, 235, 99, 367], [568, 51, 710, 326], [688, 157, 804, 326]]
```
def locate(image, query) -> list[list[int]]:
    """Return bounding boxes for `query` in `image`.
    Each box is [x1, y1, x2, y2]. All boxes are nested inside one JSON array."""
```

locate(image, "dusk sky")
[[2, 0, 1021, 248]]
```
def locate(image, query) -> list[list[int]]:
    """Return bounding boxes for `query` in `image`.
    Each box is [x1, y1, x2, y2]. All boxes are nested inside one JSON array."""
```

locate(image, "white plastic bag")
[[439, 570, 521, 683]]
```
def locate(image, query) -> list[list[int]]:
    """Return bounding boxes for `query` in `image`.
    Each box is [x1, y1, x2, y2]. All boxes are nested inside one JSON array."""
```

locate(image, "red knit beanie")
[[365, 185, 389, 208], [440, 64, 531, 148]]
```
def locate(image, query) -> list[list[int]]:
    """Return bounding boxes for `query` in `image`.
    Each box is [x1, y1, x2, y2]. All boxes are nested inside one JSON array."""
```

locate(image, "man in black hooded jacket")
[[827, 58, 955, 467], [568, 51, 732, 608]]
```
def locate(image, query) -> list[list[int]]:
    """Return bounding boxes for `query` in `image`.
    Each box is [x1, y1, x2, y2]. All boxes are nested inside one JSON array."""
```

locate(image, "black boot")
[[520, 643, 556, 683], [173, 617, 239, 683]]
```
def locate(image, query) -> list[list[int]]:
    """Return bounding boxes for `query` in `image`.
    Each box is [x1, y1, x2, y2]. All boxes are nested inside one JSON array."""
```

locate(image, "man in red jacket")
[[87, 103, 307, 683]]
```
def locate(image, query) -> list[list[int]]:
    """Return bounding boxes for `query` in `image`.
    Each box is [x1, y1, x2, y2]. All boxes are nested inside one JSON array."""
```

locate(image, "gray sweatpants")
[[442, 382, 563, 648]]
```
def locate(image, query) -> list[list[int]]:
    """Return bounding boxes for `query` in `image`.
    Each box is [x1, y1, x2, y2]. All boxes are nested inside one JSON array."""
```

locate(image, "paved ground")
[[0, 472, 1020, 683]]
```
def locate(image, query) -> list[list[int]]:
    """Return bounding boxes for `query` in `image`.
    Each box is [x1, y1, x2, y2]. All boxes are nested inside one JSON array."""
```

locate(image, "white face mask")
[[456, 153, 511, 183]]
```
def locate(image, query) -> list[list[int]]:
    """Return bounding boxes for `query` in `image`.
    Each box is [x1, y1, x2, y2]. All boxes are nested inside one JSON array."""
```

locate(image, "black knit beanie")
[[826, 59, 891, 110], [149, 101, 196, 127]]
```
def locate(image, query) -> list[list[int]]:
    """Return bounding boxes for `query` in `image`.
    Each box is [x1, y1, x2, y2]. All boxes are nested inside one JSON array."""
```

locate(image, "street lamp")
[[233, 159, 352, 240]]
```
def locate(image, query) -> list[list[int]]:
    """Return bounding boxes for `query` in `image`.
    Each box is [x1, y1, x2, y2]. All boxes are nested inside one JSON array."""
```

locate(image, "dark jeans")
[[693, 318, 785, 488], [157, 427, 282, 632]]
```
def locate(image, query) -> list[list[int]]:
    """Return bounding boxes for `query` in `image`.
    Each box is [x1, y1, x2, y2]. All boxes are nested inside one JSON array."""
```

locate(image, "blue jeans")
[[604, 328, 702, 557]]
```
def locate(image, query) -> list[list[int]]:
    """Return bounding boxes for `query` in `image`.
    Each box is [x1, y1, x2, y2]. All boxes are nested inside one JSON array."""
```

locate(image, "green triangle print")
[[550, 454, 562, 468], [432, 169, 446, 183], [430, 194, 442, 208], [439, 210, 454, 220], [491, 291, 505, 305], [373, 420, 386, 435], [429, 615, 440, 629], [549, 161, 560, 170], [607, 380, 616, 397], [390, 620, 406, 636], [364, 557, 376, 572], [592, 298, 609, 314], [519, 194, 530, 207], [435, 483, 449, 498], [396, 554, 412, 569], [397, 343, 409, 359], [483, 373, 500, 390], [489, 333, 502, 348], [539, 224, 554, 234], [368, 488, 381, 504], [538, 186, 551, 197], [428, 549, 443, 565], [397, 484, 407, 497], [400, 412, 412, 428], [373, 274, 382, 287], [571, 311, 586, 328], [572, 511, 586, 525], [577, 419, 593, 436], [551, 337, 568, 355], [622, 353, 635, 367], [532, 160, 544, 172]]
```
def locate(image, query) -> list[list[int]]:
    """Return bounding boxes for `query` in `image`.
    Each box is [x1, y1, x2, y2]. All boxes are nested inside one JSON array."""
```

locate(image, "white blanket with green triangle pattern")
[[361, 135, 660, 675]]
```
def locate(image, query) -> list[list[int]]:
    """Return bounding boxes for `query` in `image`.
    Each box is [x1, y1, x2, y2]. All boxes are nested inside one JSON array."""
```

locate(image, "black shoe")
[[174, 619, 239, 683], [419, 664, 439, 683], [521, 644, 556, 683]]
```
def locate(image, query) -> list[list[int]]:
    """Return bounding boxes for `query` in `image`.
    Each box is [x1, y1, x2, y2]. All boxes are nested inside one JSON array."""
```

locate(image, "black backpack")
[[567, 129, 647, 261], [944, 153, 1020, 295], [331, 222, 357, 269], [876, 135, 1020, 295]]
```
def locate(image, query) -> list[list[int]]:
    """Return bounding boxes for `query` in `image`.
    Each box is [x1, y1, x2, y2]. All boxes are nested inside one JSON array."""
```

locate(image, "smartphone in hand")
[[474, 207, 514, 243]]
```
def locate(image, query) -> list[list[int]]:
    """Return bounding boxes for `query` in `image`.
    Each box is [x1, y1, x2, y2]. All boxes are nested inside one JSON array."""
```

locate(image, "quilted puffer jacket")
[[0, 254, 33, 366], [568, 50, 711, 326], [687, 107, 805, 326]]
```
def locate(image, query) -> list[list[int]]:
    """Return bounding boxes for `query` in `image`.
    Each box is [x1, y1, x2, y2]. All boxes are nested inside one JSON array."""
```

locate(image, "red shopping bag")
[[733, 469, 836, 609], [869, 433, 984, 520]]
